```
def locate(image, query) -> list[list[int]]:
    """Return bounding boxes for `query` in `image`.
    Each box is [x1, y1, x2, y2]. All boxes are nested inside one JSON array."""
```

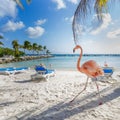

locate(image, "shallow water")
[[0, 55, 120, 70]]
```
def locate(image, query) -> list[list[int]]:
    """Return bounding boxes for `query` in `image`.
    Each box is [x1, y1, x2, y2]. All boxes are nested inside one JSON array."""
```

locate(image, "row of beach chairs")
[[0, 66, 55, 81], [0, 66, 114, 81]]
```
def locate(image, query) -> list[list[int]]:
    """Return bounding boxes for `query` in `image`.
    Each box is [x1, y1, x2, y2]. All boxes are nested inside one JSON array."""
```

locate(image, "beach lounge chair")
[[14, 67, 29, 74], [31, 65, 55, 81], [102, 67, 114, 79], [0, 67, 15, 75], [0, 67, 29, 75]]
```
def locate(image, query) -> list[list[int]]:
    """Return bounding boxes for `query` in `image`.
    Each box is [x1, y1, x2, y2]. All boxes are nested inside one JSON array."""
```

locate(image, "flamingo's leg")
[[70, 77, 89, 103], [94, 79, 102, 105]]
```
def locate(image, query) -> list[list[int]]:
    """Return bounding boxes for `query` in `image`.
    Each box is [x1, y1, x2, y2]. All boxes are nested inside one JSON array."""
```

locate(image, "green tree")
[[3, 48, 14, 56], [0, 35, 4, 46], [27, 44, 32, 54], [12, 40, 19, 57], [23, 40, 31, 54], [0, 41, 3, 46], [32, 43, 38, 54], [43, 46, 47, 55], [46, 49, 51, 55], [37, 45, 43, 54]]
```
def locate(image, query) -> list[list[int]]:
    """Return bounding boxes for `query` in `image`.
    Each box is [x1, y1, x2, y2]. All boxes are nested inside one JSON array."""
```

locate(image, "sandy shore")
[[0, 69, 120, 120]]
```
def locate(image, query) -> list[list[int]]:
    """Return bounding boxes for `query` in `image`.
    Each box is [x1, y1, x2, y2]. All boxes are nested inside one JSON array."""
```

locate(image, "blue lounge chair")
[[31, 65, 55, 80], [0, 67, 15, 75], [102, 67, 114, 78], [0, 67, 29, 75], [14, 67, 29, 72]]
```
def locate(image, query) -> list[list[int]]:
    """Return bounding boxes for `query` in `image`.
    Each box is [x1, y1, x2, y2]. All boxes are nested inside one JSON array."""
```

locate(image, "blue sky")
[[0, 0, 120, 54]]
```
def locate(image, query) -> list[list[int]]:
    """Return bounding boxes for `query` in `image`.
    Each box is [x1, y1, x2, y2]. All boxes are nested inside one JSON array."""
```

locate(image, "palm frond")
[[14, 0, 24, 9], [72, 0, 92, 44], [72, 0, 110, 45], [94, 0, 108, 20], [0, 41, 4, 46], [0, 35, 3, 39], [14, 0, 31, 9], [26, 0, 31, 4]]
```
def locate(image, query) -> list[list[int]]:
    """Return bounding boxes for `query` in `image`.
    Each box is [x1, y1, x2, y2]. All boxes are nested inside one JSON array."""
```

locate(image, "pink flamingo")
[[70, 45, 104, 105]]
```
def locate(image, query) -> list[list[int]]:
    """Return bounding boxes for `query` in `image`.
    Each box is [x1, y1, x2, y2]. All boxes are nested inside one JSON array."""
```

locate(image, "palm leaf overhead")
[[94, 0, 109, 19], [26, 0, 31, 4], [14, 0, 31, 9], [72, 0, 118, 45], [0, 41, 3, 46], [73, 0, 109, 23], [0, 35, 3, 39], [0, 35, 4, 46]]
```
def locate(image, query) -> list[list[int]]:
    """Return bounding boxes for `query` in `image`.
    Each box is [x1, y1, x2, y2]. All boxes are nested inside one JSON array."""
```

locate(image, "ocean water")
[[0, 55, 120, 71]]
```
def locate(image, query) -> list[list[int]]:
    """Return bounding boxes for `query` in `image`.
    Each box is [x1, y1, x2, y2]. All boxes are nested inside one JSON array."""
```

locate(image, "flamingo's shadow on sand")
[[11, 83, 120, 120], [33, 86, 119, 120]]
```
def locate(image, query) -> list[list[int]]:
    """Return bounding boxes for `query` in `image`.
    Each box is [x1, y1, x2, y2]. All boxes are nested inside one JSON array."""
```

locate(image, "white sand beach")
[[0, 69, 120, 120]]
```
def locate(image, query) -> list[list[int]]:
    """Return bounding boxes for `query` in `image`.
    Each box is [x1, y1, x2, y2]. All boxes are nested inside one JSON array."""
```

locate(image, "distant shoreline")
[[53, 54, 120, 57], [0, 54, 120, 71], [0, 55, 54, 64]]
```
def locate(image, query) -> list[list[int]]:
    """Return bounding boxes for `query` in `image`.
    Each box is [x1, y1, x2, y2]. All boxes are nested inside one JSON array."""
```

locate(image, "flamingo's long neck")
[[77, 46, 83, 72]]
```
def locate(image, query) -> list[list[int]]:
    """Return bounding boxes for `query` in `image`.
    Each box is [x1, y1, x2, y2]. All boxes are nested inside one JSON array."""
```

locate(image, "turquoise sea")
[[0, 54, 120, 71]]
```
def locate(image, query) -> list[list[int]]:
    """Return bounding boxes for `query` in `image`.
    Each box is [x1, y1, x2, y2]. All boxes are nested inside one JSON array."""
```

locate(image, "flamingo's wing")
[[81, 60, 103, 77]]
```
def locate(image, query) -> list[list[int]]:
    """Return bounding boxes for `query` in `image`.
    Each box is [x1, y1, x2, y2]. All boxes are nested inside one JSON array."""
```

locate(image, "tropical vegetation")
[[12, 40, 20, 57], [0, 35, 4, 46], [0, 39, 51, 58], [0, 47, 24, 57]]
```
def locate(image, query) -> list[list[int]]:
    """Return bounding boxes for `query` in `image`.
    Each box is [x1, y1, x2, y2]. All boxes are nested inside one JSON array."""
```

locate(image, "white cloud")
[[67, 0, 78, 4], [52, 0, 66, 9], [107, 29, 120, 39], [26, 19, 46, 38], [2, 21, 25, 32], [65, 16, 73, 23], [35, 19, 47, 26], [26, 26, 45, 38], [0, 0, 17, 18], [69, 16, 73, 22], [80, 38, 120, 54], [65, 17, 69, 21], [90, 13, 111, 35]]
